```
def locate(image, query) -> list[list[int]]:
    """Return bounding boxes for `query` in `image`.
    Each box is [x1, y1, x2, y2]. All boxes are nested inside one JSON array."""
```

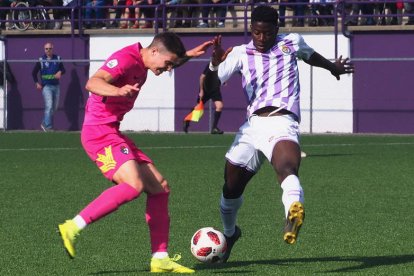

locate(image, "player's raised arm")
[[211, 35, 233, 67], [304, 52, 355, 80], [174, 40, 214, 68]]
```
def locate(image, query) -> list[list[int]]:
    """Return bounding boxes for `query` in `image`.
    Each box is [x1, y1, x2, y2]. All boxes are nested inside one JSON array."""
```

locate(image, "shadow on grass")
[[193, 254, 414, 273]]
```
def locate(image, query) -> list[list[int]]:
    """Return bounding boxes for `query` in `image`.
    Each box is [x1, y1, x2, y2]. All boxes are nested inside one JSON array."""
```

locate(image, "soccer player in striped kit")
[[58, 32, 212, 273], [208, 5, 354, 262]]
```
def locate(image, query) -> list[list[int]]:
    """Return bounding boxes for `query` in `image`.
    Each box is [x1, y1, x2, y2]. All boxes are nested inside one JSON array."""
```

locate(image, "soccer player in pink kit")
[[58, 32, 212, 273], [208, 5, 354, 262]]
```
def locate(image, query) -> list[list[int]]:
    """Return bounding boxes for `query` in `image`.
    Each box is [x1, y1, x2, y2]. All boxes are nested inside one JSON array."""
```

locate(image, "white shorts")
[[225, 114, 300, 173]]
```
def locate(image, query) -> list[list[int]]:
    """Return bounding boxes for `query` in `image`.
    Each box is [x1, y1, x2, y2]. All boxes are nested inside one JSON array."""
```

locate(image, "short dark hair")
[[251, 5, 279, 25], [151, 32, 186, 58]]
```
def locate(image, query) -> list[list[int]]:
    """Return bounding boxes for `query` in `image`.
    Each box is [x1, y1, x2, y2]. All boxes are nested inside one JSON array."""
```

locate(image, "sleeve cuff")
[[209, 61, 219, 72]]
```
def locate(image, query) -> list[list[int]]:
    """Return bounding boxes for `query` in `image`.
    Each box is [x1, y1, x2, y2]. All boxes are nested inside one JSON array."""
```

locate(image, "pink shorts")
[[81, 123, 152, 181]]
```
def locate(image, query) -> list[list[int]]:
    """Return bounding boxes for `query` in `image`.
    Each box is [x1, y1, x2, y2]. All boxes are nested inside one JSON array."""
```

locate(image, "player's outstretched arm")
[[305, 52, 354, 80], [174, 40, 214, 68]]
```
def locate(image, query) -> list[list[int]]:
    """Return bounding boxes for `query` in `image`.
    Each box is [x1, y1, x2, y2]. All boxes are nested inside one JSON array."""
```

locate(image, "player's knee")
[[222, 182, 243, 199], [125, 181, 145, 194]]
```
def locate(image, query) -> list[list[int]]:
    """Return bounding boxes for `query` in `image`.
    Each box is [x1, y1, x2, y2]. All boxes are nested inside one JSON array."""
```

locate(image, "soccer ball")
[[190, 227, 227, 263]]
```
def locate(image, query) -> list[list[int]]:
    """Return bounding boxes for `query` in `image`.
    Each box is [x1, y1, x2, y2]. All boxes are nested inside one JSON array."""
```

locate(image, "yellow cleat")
[[58, 220, 80, 258], [150, 255, 195, 273], [283, 201, 305, 244]]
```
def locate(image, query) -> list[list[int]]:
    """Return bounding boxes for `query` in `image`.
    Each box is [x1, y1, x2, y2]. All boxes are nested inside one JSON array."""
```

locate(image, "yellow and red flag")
[[184, 101, 204, 122]]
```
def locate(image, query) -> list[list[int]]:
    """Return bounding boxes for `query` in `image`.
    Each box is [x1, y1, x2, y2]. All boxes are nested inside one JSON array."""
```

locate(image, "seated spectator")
[[309, 0, 335, 26], [137, 0, 160, 28], [279, 0, 309, 27], [0, 0, 9, 29], [84, 0, 107, 28], [377, 1, 399, 25], [50, 0, 66, 29], [404, 1, 414, 25], [176, 0, 199, 27], [345, 0, 376, 26], [197, 0, 227, 28], [115, 0, 136, 28], [227, 0, 238, 28]]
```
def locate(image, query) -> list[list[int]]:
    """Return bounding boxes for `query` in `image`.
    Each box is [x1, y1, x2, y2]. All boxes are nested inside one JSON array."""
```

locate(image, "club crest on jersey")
[[96, 145, 117, 173], [106, 59, 118, 68], [120, 146, 129, 155], [281, 45, 291, 55]]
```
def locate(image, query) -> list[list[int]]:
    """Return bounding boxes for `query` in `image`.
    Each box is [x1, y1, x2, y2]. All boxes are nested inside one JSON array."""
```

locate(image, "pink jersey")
[[83, 43, 148, 125]]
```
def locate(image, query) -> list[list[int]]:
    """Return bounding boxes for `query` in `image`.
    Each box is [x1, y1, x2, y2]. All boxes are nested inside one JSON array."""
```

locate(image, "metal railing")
[[0, 1, 413, 35]]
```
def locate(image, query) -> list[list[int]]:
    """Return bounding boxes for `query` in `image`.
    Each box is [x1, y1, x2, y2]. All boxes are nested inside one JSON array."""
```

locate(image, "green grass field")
[[1, 132, 414, 275]]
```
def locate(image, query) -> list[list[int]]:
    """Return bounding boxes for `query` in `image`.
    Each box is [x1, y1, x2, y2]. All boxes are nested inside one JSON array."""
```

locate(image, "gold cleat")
[[283, 201, 305, 244]]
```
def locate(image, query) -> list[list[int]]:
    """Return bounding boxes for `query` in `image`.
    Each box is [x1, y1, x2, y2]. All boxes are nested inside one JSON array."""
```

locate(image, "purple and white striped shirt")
[[217, 33, 314, 122]]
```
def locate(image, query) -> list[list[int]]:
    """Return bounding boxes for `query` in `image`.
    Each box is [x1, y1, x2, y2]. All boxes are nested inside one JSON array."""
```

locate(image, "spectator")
[[197, 0, 227, 28], [377, 1, 398, 25], [345, 0, 376, 26], [405, 1, 414, 25], [169, 0, 199, 28], [279, 0, 309, 27], [137, 0, 160, 28], [309, 0, 335, 26], [227, 0, 238, 27], [32, 42, 65, 132], [51, 0, 66, 29], [84, 0, 107, 29], [116, 0, 137, 28], [0, 0, 9, 29]]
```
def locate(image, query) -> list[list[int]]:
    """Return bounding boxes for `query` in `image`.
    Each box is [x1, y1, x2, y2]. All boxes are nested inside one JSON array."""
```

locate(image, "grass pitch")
[[1, 132, 414, 275]]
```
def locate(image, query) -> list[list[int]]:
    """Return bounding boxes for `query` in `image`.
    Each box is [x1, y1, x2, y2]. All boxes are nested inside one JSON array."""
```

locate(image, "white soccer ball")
[[190, 227, 227, 263]]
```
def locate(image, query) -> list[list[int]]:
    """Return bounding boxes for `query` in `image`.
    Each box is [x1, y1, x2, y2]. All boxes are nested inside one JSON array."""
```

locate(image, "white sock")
[[281, 175, 304, 218], [220, 194, 243, 237], [152, 252, 169, 259], [73, 215, 87, 230]]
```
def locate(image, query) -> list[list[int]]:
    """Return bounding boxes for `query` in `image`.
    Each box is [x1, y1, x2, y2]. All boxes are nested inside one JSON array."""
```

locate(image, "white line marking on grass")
[[0, 145, 227, 152], [0, 142, 413, 152], [304, 142, 414, 147]]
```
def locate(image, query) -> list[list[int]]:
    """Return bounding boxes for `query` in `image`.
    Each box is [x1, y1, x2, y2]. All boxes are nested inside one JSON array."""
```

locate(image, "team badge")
[[120, 146, 129, 155], [96, 145, 117, 173], [106, 59, 118, 68], [281, 45, 291, 55]]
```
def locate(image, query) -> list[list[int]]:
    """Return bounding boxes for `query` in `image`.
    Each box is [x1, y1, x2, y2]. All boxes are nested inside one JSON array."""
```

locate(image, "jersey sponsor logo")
[[96, 145, 117, 173], [106, 59, 118, 68], [120, 146, 129, 155], [281, 45, 291, 55]]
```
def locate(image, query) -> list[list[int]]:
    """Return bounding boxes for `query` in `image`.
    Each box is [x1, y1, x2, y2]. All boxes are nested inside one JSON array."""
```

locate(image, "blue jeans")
[[42, 84, 60, 129]]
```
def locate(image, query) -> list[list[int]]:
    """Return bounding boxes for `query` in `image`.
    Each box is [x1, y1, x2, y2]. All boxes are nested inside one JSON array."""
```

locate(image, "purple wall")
[[175, 34, 249, 133], [6, 36, 90, 131], [5, 31, 414, 133], [352, 31, 414, 134]]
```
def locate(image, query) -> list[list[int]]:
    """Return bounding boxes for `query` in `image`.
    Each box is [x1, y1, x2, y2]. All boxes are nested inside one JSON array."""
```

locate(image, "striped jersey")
[[217, 33, 315, 122]]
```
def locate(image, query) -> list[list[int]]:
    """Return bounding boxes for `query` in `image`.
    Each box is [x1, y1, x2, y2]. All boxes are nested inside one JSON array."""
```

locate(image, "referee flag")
[[184, 100, 204, 122]]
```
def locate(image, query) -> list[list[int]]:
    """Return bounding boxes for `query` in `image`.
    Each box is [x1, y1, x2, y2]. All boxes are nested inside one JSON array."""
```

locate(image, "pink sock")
[[146, 192, 170, 253], [79, 183, 140, 224]]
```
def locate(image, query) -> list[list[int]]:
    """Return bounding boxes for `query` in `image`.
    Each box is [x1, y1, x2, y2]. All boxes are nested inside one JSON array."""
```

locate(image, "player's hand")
[[331, 55, 354, 80], [211, 35, 233, 66], [186, 40, 214, 58], [118, 83, 140, 97]]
